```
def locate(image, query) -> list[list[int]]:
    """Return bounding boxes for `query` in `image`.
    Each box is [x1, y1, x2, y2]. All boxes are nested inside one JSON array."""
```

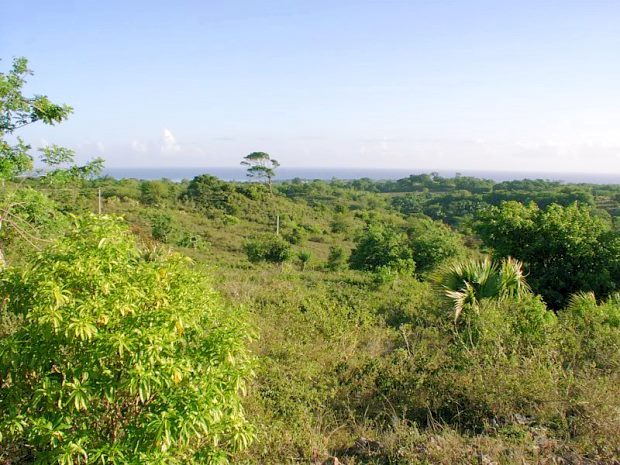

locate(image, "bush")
[[475, 202, 620, 308], [183, 174, 241, 214], [559, 292, 620, 371], [243, 234, 292, 264], [176, 232, 208, 250], [296, 250, 311, 271], [330, 214, 352, 234], [349, 224, 415, 275], [150, 213, 175, 243], [283, 226, 305, 245], [140, 180, 170, 206], [0, 216, 253, 464], [407, 217, 467, 274], [326, 245, 346, 271]]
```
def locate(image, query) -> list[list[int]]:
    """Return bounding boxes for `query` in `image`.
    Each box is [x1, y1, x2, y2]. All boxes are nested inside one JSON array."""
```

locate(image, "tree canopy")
[[0, 57, 103, 266], [240, 152, 279, 193], [475, 201, 620, 308], [0, 57, 72, 180], [406, 217, 467, 274], [349, 223, 415, 275]]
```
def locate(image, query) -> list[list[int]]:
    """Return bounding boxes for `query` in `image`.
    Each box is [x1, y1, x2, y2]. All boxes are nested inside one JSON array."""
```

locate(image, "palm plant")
[[498, 257, 532, 299], [440, 256, 531, 321]]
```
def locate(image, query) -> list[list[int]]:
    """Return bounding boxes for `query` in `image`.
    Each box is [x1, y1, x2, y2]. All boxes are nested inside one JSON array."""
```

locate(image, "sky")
[[2, 0, 620, 173]]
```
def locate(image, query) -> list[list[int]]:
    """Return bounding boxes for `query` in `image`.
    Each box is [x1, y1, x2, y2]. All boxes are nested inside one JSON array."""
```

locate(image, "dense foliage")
[[0, 216, 253, 464], [406, 217, 467, 274], [3, 171, 620, 464], [475, 201, 620, 308], [349, 224, 415, 275], [243, 234, 292, 264]]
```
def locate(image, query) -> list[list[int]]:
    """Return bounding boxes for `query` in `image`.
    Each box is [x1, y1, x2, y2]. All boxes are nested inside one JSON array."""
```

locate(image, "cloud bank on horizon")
[[3, 0, 620, 173]]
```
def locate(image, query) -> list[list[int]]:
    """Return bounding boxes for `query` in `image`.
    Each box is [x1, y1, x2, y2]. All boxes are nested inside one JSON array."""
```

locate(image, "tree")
[[0, 215, 253, 463], [407, 217, 467, 274], [475, 201, 620, 308], [0, 58, 71, 180], [349, 224, 415, 275], [0, 57, 103, 265], [0, 57, 102, 182], [240, 152, 279, 193], [139, 180, 170, 206], [183, 175, 241, 215]]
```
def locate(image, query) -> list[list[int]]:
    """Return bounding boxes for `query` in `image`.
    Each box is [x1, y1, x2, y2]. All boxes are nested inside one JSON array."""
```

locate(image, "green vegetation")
[[0, 216, 252, 464], [476, 201, 620, 308], [439, 256, 531, 321], [1, 57, 620, 464], [349, 223, 415, 276], [243, 234, 292, 264], [240, 152, 280, 193], [407, 216, 467, 274]]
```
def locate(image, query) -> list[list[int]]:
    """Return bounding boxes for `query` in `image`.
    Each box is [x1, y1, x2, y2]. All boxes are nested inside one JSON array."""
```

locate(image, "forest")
[[1, 59, 620, 465]]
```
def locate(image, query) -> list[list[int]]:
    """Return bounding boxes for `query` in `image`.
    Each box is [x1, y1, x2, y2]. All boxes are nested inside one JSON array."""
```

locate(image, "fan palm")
[[440, 256, 531, 321]]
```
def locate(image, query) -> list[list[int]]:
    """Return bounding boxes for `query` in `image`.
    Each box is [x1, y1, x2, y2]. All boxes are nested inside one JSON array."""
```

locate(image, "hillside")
[[2, 172, 619, 464]]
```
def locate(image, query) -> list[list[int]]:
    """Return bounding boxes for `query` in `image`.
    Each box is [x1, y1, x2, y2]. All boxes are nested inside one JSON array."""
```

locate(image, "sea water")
[[102, 167, 620, 184]]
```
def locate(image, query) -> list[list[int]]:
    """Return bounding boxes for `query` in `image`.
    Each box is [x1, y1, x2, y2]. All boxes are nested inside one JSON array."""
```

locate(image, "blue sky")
[[3, 1, 620, 172]]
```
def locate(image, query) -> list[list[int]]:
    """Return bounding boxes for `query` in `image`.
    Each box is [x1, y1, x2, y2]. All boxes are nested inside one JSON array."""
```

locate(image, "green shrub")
[[407, 217, 467, 274], [325, 245, 346, 271], [139, 180, 170, 206], [176, 232, 208, 250], [283, 226, 305, 245], [243, 234, 292, 264], [150, 213, 175, 243], [349, 224, 415, 275], [559, 292, 620, 371], [475, 202, 620, 308], [330, 214, 352, 234], [0, 215, 253, 464], [297, 250, 311, 271]]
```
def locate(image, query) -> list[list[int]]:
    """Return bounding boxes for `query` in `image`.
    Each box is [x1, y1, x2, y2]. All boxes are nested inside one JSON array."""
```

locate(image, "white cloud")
[[160, 128, 181, 154], [96, 141, 105, 153], [131, 139, 147, 153]]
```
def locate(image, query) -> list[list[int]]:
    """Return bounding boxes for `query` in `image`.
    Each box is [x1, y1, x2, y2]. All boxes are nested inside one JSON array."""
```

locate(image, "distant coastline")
[[102, 167, 620, 184]]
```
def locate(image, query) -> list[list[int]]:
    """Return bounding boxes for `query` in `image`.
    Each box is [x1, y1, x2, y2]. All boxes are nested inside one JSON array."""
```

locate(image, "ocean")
[[102, 167, 620, 184]]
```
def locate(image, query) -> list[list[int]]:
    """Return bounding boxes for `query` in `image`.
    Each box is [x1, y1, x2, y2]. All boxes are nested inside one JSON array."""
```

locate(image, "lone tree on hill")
[[241, 152, 279, 193]]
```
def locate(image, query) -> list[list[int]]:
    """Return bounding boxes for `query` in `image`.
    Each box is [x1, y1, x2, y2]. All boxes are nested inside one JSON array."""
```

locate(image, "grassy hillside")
[[2, 173, 620, 464]]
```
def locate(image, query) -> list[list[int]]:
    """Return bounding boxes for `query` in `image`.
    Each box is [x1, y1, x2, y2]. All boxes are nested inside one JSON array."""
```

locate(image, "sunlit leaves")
[[65, 377, 91, 411], [0, 58, 73, 180], [475, 201, 620, 308], [439, 256, 531, 322], [0, 215, 253, 463], [66, 316, 98, 341]]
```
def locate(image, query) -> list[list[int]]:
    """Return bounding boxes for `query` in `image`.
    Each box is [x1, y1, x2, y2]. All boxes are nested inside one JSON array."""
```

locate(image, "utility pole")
[[276, 214, 280, 235], [98, 188, 102, 215]]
